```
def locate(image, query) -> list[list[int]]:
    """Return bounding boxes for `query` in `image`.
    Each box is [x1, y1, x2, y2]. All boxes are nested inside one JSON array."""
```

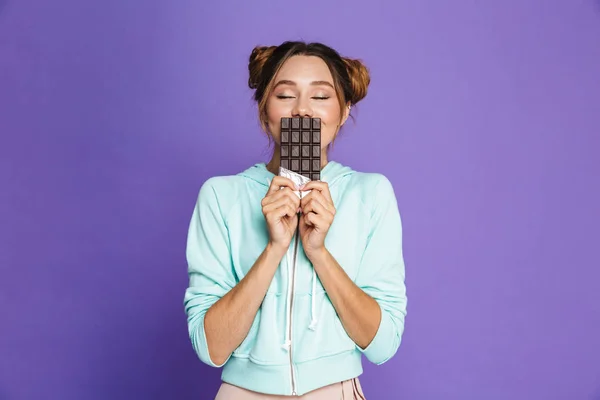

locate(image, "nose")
[[291, 96, 313, 117]]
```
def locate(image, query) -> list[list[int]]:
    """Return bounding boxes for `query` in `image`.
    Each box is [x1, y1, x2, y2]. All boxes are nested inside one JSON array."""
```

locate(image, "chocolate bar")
[[279, 117, 321, 181]]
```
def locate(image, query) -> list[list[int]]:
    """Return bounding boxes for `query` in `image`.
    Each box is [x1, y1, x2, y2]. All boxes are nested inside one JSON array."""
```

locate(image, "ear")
[[340, 102, 351, 126]]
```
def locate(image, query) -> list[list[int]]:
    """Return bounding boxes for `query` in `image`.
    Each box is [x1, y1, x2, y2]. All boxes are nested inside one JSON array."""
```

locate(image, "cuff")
[[197, 313, 230, 368], [357, 305, 396, 365]]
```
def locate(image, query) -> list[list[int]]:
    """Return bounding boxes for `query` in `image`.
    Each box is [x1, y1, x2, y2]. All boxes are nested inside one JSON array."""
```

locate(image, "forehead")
[[274, 55, 334, 83]]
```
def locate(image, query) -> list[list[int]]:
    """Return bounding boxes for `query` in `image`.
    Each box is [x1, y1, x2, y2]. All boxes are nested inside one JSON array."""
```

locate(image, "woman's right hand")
[[262, 176, 301, 252]]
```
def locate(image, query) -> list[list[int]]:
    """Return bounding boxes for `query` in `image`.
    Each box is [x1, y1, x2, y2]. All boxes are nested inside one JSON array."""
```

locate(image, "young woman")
[[184, 41, 408, 399]]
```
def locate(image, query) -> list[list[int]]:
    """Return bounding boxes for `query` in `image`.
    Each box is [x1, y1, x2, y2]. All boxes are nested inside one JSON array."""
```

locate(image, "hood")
[[238, 160, 355, 187]]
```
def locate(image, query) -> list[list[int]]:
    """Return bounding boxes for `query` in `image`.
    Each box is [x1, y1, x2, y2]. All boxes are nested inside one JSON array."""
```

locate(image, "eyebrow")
[[274, 79, 335, 89]]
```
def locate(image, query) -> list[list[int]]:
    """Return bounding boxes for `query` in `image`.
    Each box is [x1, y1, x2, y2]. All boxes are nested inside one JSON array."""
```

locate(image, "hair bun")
[[343, 58, 370, 105], [248, 46, 277, 89]]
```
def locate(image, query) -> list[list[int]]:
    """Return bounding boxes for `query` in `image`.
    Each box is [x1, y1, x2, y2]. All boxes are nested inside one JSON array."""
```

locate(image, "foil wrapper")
[[278, 166, 311, 198]]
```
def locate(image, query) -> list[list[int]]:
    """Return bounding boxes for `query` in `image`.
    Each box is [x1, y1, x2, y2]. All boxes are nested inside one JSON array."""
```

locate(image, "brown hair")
[[248, 41, 370, 133]]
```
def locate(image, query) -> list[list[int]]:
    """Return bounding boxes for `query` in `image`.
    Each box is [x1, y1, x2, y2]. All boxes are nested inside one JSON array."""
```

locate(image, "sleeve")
[[183, 179, 237, 367], [354, 174, 408, 365]]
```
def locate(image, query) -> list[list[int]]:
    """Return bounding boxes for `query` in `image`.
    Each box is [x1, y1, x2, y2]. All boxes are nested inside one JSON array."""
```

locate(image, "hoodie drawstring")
[[308, 268, 318, 330], [281, 243, 293, 350], [282, 245, 321, 352]]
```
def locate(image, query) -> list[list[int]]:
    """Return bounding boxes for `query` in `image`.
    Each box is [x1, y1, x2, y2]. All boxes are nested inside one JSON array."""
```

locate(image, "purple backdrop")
[[1, 1, 599, 399]]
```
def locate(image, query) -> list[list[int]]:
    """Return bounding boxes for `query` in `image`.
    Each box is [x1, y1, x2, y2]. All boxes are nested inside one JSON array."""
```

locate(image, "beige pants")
[[214, 378, 365, 399]]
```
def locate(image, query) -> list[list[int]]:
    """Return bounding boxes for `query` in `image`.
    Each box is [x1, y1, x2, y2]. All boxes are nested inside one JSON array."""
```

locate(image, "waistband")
[[221, 349, 363, 396]]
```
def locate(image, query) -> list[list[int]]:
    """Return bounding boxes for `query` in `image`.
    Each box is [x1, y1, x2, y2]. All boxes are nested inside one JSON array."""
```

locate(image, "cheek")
[[315, 103, 343, 143], [265, 100, 291, 135], [315, 102, 342, 125]]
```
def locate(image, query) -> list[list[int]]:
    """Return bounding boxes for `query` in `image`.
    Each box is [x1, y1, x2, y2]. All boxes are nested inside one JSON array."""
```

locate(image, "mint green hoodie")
[[184, 161, 407, 396]]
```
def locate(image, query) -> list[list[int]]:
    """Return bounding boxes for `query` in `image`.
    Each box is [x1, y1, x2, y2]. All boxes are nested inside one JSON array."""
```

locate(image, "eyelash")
[[276, 95, 330, 100]]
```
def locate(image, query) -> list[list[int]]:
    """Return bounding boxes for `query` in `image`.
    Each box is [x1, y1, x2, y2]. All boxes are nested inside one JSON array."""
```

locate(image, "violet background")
[[1, 1, 599, 399]]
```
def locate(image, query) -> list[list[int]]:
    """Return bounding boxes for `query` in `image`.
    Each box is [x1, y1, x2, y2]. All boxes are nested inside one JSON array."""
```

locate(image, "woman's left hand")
[[298, 181, 336, 259]]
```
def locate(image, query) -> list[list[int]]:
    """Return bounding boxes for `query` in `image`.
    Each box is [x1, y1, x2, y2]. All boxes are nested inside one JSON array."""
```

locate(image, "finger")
[[285, 189, 301, 208], [303, 212, 327, 229], [266, 205, 297, 225], [301, 181, 333, 203], [264, 196, 300, 218], [277, 189, 301, 210], [310, 189, 333, 210], [263, 197, 292, 216], [301, 191, 335, 215], [302, 198, 330, 217], [267, 176, 298, 196], [280, 203, 297, 219], [262, 187, 299, 207], [262, 187, 288, 207]]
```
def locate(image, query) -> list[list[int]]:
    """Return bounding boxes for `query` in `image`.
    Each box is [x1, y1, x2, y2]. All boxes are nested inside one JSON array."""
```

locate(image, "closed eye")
[[276, 95, 330, 100]]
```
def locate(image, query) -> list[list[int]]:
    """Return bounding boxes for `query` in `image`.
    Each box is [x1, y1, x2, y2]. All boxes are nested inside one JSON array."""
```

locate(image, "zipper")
[[288, 220, 301, 395]]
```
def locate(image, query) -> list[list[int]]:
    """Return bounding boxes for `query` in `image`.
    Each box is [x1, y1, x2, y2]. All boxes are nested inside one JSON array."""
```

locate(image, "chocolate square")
[[291, 118, 300, 130]]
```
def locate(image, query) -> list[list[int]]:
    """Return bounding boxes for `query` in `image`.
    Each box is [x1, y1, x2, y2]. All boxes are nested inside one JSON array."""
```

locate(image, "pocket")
[[232, 309, 261, 357], [248, 293, 288, 365], [231, 294, 289, 366], [294, 292, 356, 364]]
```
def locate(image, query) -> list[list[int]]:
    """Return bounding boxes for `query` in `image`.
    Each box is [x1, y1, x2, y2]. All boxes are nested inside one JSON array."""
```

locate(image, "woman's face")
[[265, 55, 349, 150]]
